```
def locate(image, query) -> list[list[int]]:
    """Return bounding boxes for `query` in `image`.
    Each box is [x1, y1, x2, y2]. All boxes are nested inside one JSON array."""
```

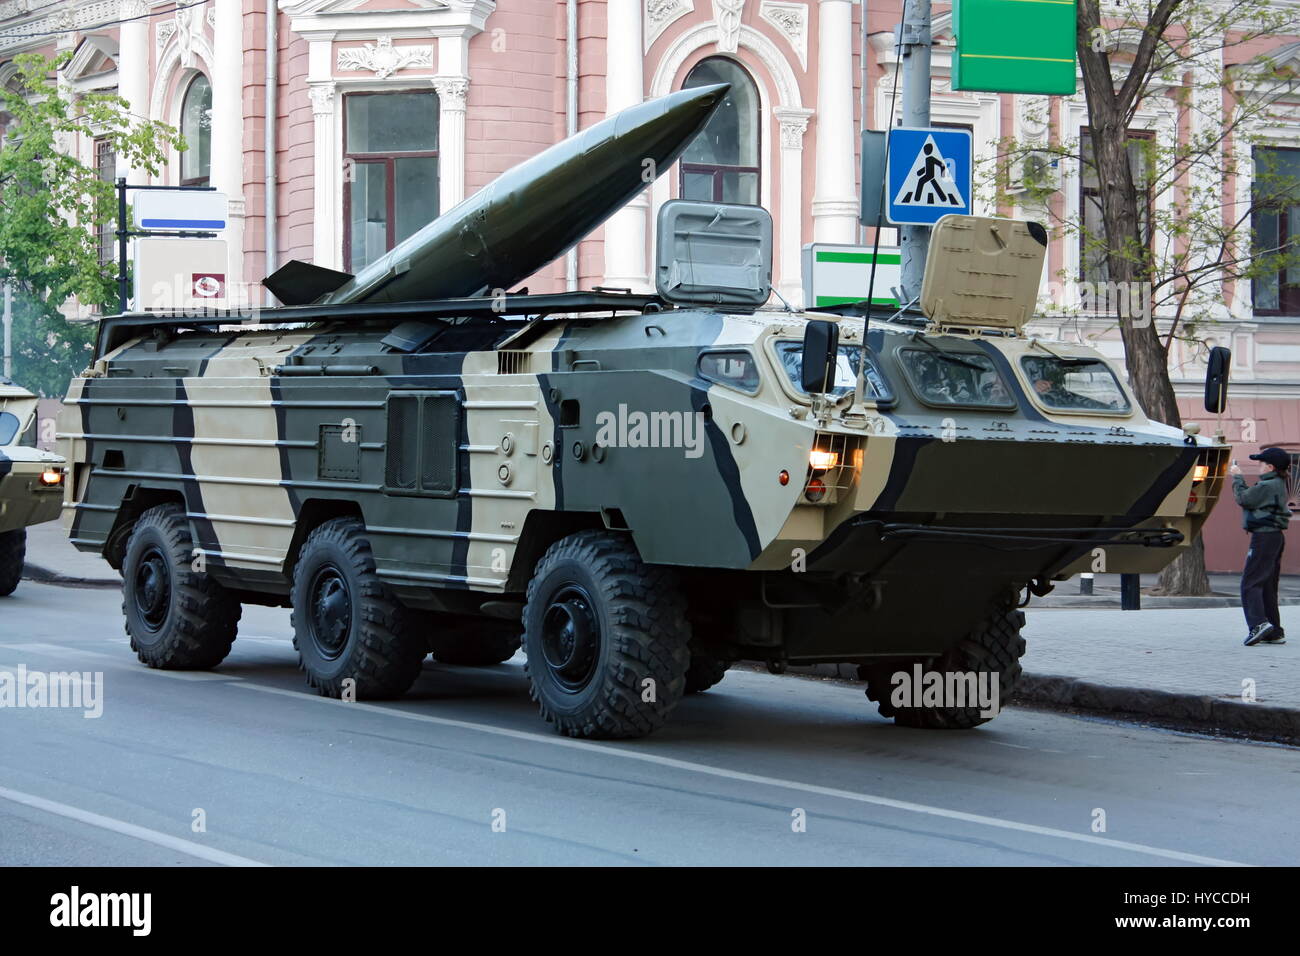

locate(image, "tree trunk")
[[1156, 534, 1212, 596]]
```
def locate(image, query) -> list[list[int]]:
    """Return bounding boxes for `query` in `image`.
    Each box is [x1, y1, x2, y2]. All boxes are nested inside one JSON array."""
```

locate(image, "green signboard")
[[952, 0, 1078, 95]]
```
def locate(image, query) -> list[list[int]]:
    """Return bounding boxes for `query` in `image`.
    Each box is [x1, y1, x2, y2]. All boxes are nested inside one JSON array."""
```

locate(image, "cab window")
[[0, 411, 19, 446], [1019, 355, 1132, 413], [774, 341, 892, 403], [698, 350, 761, 392], [898, 348, 1015, 408]]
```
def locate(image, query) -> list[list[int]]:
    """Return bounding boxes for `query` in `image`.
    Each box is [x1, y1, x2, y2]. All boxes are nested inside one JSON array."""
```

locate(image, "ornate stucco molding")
[[645, 0, 694, 54], [759, 1, 807, 70], [336, 36, 435, 79]]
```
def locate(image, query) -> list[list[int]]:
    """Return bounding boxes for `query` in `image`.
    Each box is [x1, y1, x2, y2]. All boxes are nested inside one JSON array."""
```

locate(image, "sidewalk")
[[1035, 571, 1300, 609]]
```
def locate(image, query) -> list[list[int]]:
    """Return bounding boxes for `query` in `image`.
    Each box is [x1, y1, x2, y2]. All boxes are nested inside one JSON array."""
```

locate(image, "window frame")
[[678, 56, 761, 207], [95, 137, 116, 266], [696, 348, 763, 395], [1251, 144, 1300, 316], [1015, 353, 1135, 418], [767, 338, 896, 408], [179, 73, 212, 187], [1078, 127, 1153, 288], [342, 90, 441, 272], [896, 347, 1017, 411]]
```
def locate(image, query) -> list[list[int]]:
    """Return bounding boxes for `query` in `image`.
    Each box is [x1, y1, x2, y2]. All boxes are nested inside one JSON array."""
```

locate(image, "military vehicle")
[[0, 378, 66, 595], [58, 89, 1231, 738]]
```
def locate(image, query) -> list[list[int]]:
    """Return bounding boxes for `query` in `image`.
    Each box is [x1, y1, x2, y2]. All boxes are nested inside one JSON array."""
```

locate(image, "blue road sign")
[[886, 127, 973, 226]]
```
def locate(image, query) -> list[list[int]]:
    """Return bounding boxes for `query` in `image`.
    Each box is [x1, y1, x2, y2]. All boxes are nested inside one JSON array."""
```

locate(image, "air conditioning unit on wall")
[[1007, 150, 1061, 194]]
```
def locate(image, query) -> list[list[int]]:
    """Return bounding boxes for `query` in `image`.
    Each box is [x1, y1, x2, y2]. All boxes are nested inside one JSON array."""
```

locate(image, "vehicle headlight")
[[809, 449, 838, 471], [39, 469, 64, 487], [1193, 465, 1209, 482]]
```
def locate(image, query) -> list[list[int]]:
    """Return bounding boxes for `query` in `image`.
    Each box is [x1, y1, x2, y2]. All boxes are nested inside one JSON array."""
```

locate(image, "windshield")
[[0, 411, 19, 446], [774, 341, 892, 402], [898, 348, 1014, 408], [1020, 355, 1132, 413]]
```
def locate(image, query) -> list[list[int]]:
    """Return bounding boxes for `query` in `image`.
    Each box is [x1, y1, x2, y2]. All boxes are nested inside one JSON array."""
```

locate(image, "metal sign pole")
[[898, 0, 932, 300], [116, 177, 130, 315]]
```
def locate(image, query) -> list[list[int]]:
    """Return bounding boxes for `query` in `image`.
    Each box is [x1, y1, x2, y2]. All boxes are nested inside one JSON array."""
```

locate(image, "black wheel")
[[685, 654, 730, 694], [427, 617, 521, 666], [291, 517, 424, 699], [522, 530, 691, 738], [121, 504, 240, 669], [0, 528, 25, 596], [0, 530, 25, 598], [865, 607, 1027, 729]]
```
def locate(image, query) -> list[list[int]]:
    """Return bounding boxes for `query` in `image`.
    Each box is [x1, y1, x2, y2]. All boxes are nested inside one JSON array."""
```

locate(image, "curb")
[[21, 562, 121, 590], [1015, 673, 1300, 746], [755, 663, 1300, 745], [1034, 596, 1300, 610]]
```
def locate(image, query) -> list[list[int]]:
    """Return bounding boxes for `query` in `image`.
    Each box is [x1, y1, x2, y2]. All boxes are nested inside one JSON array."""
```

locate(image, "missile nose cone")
[[687, 82, 732, 112]]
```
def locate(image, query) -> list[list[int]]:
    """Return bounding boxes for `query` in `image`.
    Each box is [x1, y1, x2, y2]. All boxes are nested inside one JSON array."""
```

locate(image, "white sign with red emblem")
[[132, 238, 229, 311]]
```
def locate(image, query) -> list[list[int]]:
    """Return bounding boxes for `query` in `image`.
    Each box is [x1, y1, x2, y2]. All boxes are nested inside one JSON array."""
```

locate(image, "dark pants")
[[1241, 531, 1285, 632]]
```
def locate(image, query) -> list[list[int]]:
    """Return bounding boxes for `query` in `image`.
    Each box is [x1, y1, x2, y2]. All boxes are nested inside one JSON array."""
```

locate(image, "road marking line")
[[0, 785, 269, 867], [3, 642, 117, 659], [236, 683, 1250, 867]]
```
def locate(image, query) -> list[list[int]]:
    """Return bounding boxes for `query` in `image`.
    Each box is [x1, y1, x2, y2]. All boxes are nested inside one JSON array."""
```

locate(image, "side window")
[[698, 350, 761, 392], [385, 392, 459, 496]]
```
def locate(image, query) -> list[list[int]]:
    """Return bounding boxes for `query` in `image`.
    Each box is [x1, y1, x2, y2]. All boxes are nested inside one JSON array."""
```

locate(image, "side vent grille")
[[497, 351, 529, 374]]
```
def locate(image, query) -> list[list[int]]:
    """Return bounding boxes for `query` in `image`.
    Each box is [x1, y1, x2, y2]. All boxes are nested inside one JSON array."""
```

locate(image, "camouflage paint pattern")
[[57, 304, 1228, 660]]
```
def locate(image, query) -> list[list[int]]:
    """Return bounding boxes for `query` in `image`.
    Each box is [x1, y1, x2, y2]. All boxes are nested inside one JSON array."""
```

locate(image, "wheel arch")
[[282, 498, 365, 580], [505, 509, 611, 593], [104, 485, 186, 570]]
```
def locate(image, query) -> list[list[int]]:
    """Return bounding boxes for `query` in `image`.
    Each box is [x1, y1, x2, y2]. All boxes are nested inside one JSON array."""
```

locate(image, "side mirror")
[[1204, 346, 1231, 414], [801, 319, 840, 394]]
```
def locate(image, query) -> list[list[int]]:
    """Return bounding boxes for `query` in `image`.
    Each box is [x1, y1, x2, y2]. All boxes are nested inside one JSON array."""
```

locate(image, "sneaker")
[[1261, 629, 1287, 645], [1245, 622, 1276, 646]]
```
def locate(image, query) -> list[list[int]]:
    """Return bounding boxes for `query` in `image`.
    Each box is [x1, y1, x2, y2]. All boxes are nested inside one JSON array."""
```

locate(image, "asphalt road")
[[2, 581, 1297, 866]]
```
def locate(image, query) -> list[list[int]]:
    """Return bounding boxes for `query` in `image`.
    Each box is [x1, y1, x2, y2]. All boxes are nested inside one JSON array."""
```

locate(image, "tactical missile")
[[264, 83, 731, 307]]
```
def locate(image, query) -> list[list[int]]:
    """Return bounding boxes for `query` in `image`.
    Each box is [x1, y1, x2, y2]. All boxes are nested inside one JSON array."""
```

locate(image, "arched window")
[[180, 74, 212, 186], [680, 58, 760, 206]]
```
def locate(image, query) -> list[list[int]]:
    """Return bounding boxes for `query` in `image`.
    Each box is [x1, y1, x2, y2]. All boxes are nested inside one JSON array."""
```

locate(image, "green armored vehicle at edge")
[[58, 89, 1230, 738], [1, 377, 67, 595]]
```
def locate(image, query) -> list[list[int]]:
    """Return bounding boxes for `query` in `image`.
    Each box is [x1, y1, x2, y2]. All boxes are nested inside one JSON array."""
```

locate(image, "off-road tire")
[[865, 607, 1026, 729], [684, 654, 730, 694], [291, 517, 424, 699], [522, 530, 691, 738], [122, 504, 241, 669], [0, 528, 26, 596], [427, 617, 521, 666]]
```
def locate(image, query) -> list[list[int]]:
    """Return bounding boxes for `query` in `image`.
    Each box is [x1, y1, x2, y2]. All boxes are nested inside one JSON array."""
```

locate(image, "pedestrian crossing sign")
[[886, 127, 973, 226]]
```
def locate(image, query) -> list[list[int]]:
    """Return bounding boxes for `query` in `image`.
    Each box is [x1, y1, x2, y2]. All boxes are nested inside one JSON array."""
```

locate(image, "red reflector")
[[1188, 492, 1198, 507], [778, 470, 790, 486], [806, 478, 827, 503]]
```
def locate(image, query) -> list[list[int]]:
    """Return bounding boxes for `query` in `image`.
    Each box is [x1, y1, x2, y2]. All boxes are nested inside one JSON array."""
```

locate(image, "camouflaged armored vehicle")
[[57, 203, 1231, 738], [0, 377, 66, 595]]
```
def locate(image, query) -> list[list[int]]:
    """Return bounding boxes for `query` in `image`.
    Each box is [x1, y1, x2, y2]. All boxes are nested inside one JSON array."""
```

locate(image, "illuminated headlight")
[[1193, 465, 1209, 482], [39, 469, 64, 487], [809, 449, 839, 471]]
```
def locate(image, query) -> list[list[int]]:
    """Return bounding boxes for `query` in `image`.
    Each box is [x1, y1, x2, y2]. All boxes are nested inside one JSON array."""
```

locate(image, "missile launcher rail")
[[94, 290, 676, 361]]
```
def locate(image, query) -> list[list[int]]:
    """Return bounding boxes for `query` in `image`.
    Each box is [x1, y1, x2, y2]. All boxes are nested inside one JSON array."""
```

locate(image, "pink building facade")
[[2, 1, 1298, 571]]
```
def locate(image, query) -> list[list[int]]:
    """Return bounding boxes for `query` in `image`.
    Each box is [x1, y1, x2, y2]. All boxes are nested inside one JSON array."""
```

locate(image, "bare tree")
[[985, 1, 1300, 593]]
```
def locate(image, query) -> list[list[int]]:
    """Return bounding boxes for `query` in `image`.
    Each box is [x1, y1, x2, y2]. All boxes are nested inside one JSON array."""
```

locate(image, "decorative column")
[[308, 81, 338, 269], [432, 76, 469, 212], [774, 107, 813, 307], [116, 1, 150, 180], [812, 0, 858, 243], [602, 0, 649, 291], [212, 0, 245, 301]]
